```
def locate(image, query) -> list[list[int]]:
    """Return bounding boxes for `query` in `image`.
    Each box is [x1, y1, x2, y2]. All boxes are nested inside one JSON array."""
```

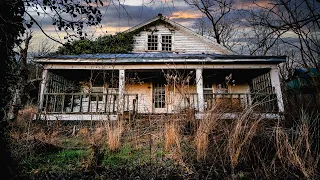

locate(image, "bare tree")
[[184, 0, 234, 45], [251, 0, 320, 101], [192, 16, 210, 36], [239, 10, 286, 56], [35, 39, 55, 57]]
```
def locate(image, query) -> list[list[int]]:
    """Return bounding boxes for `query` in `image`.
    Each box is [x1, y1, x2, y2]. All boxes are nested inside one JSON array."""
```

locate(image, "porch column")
[[39, 69, 49, 110], [196, 68, 204, 113], [270, 67, 284, 112], [119, 69, 125, 114]]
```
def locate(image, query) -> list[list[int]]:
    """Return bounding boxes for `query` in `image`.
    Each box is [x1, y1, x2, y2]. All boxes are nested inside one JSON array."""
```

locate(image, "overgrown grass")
[[10, 105, 320, 179], [20, 149, 89, 174], [102, 143, 150, 167]]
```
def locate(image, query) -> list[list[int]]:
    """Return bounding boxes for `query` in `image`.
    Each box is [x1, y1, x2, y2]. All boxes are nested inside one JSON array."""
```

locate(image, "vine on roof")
[[54, 18, 177, 55]]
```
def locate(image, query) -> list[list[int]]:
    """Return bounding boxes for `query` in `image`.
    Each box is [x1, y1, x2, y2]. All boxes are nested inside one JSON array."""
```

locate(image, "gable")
[[124, 15, 233, 55]]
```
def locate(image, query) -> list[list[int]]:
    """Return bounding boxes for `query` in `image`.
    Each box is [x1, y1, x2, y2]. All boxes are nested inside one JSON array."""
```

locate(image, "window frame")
[[153, 83, 166, 108], [146, 33, 174, 52], [161, 34, 172, 52], [147, 34, 159, 51]]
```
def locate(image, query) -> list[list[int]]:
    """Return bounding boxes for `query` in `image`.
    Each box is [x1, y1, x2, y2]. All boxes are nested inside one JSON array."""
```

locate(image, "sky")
[[27, 0, 272, 52]]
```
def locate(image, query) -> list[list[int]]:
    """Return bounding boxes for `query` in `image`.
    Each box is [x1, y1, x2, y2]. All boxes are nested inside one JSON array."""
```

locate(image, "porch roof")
[[34, 53, 286, 64]]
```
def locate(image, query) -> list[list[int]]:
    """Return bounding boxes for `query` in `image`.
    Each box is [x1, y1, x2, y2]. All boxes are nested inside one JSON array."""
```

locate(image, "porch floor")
[[37, 112, 282, 121]]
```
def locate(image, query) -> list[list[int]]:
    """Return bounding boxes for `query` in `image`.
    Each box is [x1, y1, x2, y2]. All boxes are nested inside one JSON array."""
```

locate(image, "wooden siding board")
[[132, 24, 228, 54]]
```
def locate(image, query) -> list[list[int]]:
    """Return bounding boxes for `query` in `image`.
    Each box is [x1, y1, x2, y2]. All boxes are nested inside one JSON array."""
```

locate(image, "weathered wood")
[[270, 68, 284, 112], [196, 68, 204, 113], [119, 69, 125, 114], [44, 64, 277, 70], [132, 24, 230, 54], [39, 69, 48, 110]]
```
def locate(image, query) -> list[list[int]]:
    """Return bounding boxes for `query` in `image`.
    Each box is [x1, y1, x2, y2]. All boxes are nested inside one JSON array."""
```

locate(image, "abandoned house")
[[34, 14, 286, 120]]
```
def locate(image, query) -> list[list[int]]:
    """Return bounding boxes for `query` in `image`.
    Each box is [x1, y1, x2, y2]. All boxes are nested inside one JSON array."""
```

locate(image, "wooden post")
[[39, 69, 49, 110], [196, 68, 204, 113], [119, 69, 125, 114], [270, 67, 284, 112]]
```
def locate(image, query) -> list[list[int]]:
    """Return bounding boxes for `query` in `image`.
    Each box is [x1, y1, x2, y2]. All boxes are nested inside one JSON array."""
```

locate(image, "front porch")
[[38, 66, 284, 120]]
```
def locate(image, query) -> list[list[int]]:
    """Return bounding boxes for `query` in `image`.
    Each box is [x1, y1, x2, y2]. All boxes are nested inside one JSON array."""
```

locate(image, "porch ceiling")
[[50, 68, 268, 83]]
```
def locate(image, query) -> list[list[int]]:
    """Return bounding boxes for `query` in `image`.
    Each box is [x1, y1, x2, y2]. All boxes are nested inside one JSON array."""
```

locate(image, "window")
[[147, 34, 173, 51], [161, 35, 172, 51], [153, 83, 165, 108], [147, 35, 158, 51]]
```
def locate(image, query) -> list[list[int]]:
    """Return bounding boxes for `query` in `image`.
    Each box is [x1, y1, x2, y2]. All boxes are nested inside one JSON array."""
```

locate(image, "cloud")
[[234, 0, 274, 10], [169, 11, 202, 19]]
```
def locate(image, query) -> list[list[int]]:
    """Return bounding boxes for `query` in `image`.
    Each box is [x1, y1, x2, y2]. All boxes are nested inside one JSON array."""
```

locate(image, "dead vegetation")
[[8, 104, 320, 179]]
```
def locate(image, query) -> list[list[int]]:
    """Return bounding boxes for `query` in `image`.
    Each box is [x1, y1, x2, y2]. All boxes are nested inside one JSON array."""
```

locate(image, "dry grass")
[[13, 105, 37, 130], [195, 105, 221, 160], [227, 108, 261, 173], [10, 103, 320, 179], [9, 106, 63, 160], [164, 120, 182, 158], [88, 126, 106, 146], [106, 122, 123, 152], [272, 111, 320, 179]]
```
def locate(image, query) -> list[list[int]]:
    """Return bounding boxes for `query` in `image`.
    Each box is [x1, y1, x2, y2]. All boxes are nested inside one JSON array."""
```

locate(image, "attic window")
[[147, 35, 158, 50], [161, 35, 172, 51]]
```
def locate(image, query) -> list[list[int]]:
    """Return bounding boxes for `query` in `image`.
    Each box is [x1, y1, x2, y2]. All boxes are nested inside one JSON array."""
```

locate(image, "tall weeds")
[[106, 122, 123, 152], [228, 108, 261, 170], [164, 120, 182, 159], [273, 110, 320, 179], [195, 105, 221, 160]]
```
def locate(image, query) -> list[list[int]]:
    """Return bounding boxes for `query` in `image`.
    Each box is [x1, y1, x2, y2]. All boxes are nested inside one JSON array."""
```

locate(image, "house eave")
[[34, 56, 286, 65]]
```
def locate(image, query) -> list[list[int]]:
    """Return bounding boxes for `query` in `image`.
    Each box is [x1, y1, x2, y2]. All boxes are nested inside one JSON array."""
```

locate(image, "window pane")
[[153, 83, 165, 108], [161, 35, 172, 51], [148, 35, 158, 51]]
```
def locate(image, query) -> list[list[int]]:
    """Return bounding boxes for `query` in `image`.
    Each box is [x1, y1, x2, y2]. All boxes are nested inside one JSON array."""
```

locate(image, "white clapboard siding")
[[132, 24, 229, 54]]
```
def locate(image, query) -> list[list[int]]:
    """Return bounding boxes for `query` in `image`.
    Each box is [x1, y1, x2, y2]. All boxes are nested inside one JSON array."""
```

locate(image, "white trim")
[[196, 68, 204, 113], [34, 58, 283, 64], [38, 114, 118, 121], [44, 63, 277, 70], [119, 69, 125, 114], [39, 69, 48, 110], [196, 113, 281, 120], [270, 67, 284, 112]]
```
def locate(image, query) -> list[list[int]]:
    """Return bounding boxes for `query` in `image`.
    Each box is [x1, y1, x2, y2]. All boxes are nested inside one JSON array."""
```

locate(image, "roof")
[[123, 14, 234, 55], [34, 52, 286, 65]]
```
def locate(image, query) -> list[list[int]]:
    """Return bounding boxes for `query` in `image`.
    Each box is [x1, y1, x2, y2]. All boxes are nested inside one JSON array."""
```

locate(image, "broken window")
[[161, 35, 172, 51], [147, 35, 158, 51]]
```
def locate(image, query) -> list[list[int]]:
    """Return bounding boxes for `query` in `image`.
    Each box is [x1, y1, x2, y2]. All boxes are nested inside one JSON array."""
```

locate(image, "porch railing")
[[178, 93, 279, 113], [42, 93, 138, 114], [41, 92, 279, 114]]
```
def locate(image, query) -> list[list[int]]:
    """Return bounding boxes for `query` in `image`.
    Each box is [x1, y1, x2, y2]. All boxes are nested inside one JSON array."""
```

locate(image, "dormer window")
[[147, 34, 173, 52], [147, 35, 158, 51], [161, 35, 172, 51]]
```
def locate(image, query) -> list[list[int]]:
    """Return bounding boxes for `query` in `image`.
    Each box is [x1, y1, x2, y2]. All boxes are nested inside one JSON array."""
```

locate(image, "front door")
[[153, 83, 167, 113]]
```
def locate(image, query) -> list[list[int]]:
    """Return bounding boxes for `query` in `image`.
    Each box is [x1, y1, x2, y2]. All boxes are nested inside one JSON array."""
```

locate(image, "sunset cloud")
[[169, 11, 202, 19]]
